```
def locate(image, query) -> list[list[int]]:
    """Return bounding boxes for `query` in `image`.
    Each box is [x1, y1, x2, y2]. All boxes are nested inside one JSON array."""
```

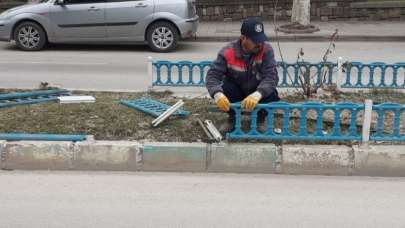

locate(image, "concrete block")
[[208, 143, 278, 173], [206, 7, 214, 16], [282, 145, 352, 175], [142, 142, 207, 172], [3, 141, 74, 170], [73, 141, 140, 171], [388, 8, 401, 18], [214, 6, 220, 15], [354, 145, 405, 177], [333, 7, 344, 16], [320, 8, 333, 16], [327, 2, 338, 8]]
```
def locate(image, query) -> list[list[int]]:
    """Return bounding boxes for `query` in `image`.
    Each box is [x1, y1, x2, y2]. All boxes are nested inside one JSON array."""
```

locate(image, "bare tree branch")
[[314, 29, 339, 92], [273, 1, 339, 99], [272, 0, 306, 99]]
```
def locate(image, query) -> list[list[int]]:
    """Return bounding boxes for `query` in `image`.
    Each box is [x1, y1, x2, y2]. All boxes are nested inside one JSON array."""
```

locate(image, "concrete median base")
[[73, 141, 140, 171], [208, 143, 279, 173], [353, 145, 405, 176], [2, 141, 74, 170], [141, 142, 207, 172], [281, 145, 353, 176], [0, 141, 6, 169], [0, 140, 404, 177]]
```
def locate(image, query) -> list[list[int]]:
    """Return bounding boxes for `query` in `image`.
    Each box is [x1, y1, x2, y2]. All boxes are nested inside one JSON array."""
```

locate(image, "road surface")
[[0, 171, 404, 228], [0, 41, 404, 91]]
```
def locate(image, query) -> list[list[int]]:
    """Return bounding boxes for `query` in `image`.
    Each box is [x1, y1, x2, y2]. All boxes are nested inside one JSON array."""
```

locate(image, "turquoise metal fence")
[[0, 133, 87, 142], [153, 61, 212, 87], [226, 102, 405, 142], [152, 60, 336, 88], [342, 62, 405, 89], [151, 60, 405, 90], [0, 89, 70, 109], [369, 103, 405, 141]]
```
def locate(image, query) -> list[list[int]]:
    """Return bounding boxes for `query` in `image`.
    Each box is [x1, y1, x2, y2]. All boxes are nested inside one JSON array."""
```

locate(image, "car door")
[[105, 0, 154, 41], [49, 0, 106, 40]]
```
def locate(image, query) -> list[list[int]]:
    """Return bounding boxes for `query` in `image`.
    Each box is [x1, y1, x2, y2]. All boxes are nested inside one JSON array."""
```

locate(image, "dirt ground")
[[0, 88, 404, 144]]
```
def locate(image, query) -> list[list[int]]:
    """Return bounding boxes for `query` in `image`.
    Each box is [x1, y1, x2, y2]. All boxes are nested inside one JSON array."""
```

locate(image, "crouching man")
[[206, 18, 280, 133]]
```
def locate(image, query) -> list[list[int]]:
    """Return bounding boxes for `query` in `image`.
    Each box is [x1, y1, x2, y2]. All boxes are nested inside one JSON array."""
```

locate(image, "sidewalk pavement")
[[195, 21, 405, 42]]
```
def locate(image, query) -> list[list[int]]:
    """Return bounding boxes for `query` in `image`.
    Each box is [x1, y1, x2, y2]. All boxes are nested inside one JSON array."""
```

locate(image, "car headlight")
[[0, 10, 10, 18]]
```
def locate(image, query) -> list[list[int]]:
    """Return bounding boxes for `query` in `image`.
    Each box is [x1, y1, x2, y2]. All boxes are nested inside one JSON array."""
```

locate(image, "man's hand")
[[241, 91, 262, 111], [214, 92, 230, 112]]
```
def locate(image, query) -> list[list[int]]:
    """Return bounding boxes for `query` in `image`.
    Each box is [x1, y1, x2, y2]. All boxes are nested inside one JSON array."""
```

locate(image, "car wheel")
[[146, 21, 179, 52], [14, 21, 47, 51]]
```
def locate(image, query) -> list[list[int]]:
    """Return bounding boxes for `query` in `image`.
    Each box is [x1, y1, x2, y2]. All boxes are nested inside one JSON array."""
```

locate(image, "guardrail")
[[152, 60, 212, 87], [226, 101, 405, 142], [150, 58, 405, 90], [342, 62, 405, 89], [370, 103, 405, 141]]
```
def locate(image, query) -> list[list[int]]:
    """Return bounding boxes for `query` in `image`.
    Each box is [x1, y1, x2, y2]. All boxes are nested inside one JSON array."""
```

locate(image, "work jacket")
[[206, 40, 279, 98]]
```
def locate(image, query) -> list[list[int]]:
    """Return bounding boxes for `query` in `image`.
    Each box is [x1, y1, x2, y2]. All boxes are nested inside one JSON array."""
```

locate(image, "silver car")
[[0, 0, 198, 52]]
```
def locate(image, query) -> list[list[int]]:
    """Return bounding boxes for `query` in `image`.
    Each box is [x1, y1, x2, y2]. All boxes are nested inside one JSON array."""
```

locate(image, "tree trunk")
[[291, 0, 311, 26]]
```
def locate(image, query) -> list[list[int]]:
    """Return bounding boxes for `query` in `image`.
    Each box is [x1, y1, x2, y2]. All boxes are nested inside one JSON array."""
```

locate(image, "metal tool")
[[196, 118, 214, 141], [152, 100, 185, 127], [204, 120, 222, 142]]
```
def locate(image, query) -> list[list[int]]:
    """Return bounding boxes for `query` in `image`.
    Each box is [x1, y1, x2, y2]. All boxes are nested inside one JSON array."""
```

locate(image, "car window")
[[65, 0, 105, 4]]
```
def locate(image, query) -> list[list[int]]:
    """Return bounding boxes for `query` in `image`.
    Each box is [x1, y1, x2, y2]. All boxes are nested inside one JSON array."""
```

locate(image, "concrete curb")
[[0, 141, 6, 170], [281, 145, 353, 176], [141, 142, 207, 172], [353, 145, 405, 177], [208, 143, 279, 173], [189, 35, 405, 42], [73, 141, 140, 171], [2, 141, 75, 170], [1, 140, 405, 177]]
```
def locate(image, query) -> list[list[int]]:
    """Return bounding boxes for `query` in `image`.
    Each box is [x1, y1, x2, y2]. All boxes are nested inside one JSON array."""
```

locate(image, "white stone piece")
[[58, 96, 96, 104]]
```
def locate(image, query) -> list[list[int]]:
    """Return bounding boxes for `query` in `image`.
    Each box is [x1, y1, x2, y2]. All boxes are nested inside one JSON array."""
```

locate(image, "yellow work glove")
[[241, 91, 262, 111], [214, 92, 230, 112]]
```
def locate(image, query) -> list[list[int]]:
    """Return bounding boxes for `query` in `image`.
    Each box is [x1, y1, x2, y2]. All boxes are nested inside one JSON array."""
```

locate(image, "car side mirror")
[[55, 0, 65, 5]]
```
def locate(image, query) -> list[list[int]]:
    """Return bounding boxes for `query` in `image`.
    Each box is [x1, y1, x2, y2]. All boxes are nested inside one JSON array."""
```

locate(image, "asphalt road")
[[0, 171, 405, 228], [0, 41, 405, 91]]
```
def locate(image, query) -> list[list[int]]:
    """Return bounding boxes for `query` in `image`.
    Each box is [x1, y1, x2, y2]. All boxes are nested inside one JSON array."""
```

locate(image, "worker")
[[206, 17, 280, 133]]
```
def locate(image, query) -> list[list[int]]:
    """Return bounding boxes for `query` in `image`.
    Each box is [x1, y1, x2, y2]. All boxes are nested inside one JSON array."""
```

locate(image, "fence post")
[[336, 57, 343, 90], [147, 56, 153, 91], [362, 99, 373, 144]]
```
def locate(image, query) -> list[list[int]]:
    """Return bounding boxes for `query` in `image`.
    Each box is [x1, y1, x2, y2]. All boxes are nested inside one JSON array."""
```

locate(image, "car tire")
[[13, 21, 47, 51], [146, 21, 179, 52]]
